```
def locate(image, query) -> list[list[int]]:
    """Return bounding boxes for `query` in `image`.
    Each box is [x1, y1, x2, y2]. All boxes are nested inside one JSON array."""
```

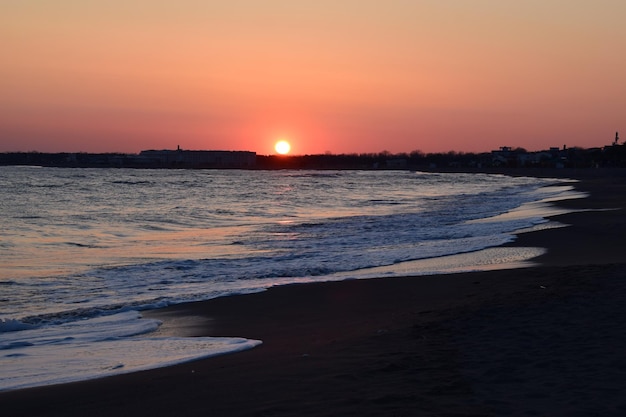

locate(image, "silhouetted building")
[[138, 148, 256, 168]]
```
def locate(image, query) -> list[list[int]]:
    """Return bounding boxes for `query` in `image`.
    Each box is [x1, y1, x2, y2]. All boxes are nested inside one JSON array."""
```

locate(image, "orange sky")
[[1, 1, 624, 155]]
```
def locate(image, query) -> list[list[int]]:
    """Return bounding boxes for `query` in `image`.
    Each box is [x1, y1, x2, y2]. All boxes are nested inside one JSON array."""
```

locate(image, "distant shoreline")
[[2, 143, 626, 170]]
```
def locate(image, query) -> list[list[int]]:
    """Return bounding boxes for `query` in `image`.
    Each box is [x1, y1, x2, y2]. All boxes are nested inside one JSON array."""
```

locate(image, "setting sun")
[[274, 140, 291, 155]]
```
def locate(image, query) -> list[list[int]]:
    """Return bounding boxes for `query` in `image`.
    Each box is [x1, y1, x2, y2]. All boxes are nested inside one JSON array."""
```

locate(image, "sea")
[[0, 166, 583, 391]]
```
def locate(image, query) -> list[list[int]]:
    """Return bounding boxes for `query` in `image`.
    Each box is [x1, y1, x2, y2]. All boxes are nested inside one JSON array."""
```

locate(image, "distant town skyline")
[[1, 1, 624, 155]]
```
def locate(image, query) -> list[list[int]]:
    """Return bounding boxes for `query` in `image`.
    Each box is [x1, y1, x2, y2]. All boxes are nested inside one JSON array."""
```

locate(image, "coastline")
[[2, 169, 626, 416]]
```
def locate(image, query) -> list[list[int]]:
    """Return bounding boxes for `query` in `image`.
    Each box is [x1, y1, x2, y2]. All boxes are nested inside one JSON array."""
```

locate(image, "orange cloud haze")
[[1, 1, 624, 155]]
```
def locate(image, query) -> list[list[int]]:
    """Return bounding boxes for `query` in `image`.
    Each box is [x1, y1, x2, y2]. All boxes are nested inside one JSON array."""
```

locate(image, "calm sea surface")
[[0, 167, 579, 390]]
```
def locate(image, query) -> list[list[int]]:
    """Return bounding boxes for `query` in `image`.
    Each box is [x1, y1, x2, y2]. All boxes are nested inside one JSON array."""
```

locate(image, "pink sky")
[[1, 1, 624, 155]]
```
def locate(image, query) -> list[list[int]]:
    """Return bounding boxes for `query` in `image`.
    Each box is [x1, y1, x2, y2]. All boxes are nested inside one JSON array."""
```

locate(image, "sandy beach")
[[2, 168, 626, 416]]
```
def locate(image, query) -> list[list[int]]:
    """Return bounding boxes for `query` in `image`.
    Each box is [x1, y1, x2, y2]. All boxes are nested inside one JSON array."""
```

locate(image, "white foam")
[[467, 201, 577, 224], [330, 246, 547, 279], [0, 311, 261, 392], [467, 185, 586, 225]]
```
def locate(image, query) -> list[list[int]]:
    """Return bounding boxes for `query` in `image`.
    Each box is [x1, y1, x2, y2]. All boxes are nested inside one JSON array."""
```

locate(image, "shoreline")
[[2, 169, 626, 416]]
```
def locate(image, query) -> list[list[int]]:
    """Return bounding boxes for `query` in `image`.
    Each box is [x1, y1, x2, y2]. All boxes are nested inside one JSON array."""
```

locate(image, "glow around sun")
[[274, 140, 291, 155]]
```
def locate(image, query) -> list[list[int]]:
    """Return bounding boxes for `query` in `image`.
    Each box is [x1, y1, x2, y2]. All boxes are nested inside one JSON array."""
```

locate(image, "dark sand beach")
[[2, 169, 626, 416]]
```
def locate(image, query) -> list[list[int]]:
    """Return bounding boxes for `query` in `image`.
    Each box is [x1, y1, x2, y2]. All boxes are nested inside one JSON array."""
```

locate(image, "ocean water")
[[0, 167, 582, 391]]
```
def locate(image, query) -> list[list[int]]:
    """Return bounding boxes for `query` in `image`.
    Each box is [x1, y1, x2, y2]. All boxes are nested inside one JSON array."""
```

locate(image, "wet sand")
[[2, 168, 626, 416]]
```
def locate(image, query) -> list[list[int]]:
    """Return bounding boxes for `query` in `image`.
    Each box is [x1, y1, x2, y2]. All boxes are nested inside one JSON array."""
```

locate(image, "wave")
[[0, 319, 36, 333]]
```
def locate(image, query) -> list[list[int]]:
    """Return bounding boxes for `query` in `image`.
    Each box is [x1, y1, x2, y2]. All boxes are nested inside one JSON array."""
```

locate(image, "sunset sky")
[[1, 1, 624, 155]]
